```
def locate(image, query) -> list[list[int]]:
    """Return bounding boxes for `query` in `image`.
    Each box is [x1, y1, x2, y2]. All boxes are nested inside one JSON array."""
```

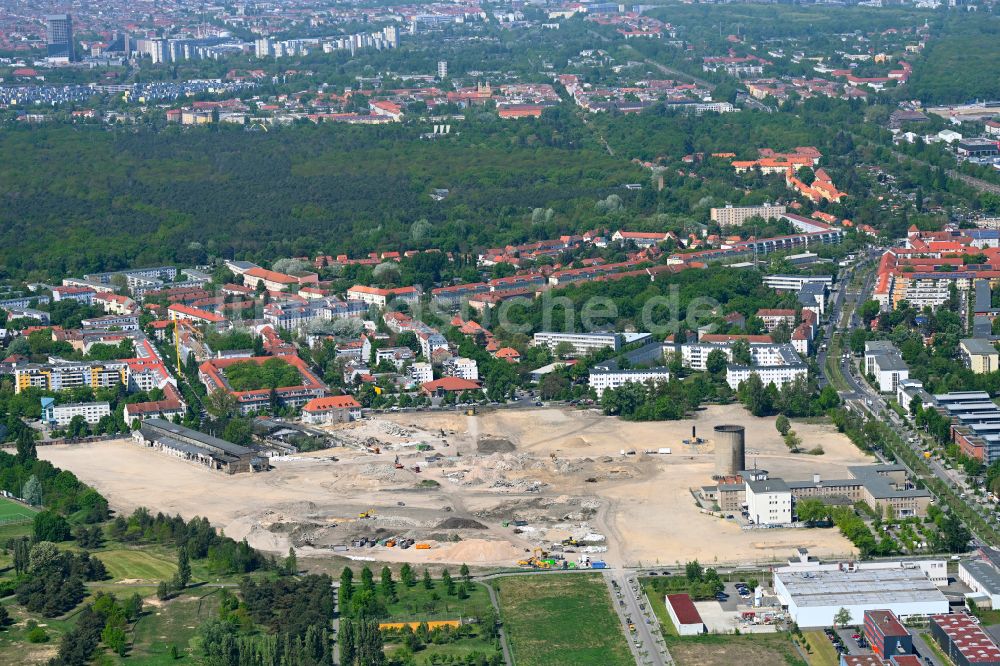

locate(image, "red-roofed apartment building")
[[167, 303, 227, 326], [346, 285, 421, 308], [199, 355, 327, 415], [243, 267, 318, 292], [756, 308, 797, 332], [302, 395, 362, 423]]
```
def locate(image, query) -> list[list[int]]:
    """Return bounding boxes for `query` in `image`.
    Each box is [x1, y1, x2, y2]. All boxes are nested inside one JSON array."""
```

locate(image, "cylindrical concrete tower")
[[714, 424, 746, 477]]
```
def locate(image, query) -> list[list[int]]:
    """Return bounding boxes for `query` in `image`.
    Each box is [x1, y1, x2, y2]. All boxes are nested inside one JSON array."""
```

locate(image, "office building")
[[46, 14, 74, 61], [863, 610, 913, 661]]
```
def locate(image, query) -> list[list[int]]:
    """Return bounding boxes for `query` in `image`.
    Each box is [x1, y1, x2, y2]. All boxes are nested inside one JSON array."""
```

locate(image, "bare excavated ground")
[[39, 405, 872, 568]]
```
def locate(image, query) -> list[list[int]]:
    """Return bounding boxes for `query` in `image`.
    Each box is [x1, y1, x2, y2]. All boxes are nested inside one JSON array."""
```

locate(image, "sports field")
[[0, 496, 38, 522], [494, 574, 632, 666], [94, 549, 177, 582]]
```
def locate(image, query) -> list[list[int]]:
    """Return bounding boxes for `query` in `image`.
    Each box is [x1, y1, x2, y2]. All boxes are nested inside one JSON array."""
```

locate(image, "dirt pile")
[[477, 437, 515, 454], [436, 517, 487, 530]]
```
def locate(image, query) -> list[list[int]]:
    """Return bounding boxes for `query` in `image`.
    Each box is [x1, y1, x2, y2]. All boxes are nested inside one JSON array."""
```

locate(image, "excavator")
[[517, 547, 553, 569], [394, 456, 404, 470], [358, 509, 375, 519]]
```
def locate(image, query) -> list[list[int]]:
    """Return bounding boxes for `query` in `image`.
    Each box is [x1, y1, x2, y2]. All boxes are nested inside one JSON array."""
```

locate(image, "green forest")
[[0, 118, 639, 282]]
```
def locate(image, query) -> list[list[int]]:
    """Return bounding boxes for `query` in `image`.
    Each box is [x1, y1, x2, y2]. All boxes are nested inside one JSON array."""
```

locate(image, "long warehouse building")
[[773, 565, 949, 627]]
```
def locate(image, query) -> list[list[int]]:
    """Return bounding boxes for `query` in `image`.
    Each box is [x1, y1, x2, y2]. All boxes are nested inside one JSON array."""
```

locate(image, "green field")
[[94, 548, 178, 582], [802, 630, 840, 666], [0, 598, 78, 665], [384, 625, 499, 665], [494, 574, 632, 666], [664, 632, 807, 666], [383, 579, 493, 622], [112, 588, 221, 665], [0, 497, 38, 522]]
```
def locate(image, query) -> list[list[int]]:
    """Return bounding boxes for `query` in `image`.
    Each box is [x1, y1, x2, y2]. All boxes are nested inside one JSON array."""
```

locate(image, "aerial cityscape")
[[4, 0, 1000, 664]]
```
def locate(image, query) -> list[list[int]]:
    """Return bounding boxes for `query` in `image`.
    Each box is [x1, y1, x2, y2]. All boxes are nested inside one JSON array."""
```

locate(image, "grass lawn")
[[665, 632, 807, 666], [94, 548, 177, 582], [494, 574, 632, 666], [107, 588, 222, 664], [642, 582, 678, 637], [802, 630, 840, 666], [0, 497, 38, 523], [384, 625, 499, 663], [383, 579, 493, 622], [0, 598, 78, 665]]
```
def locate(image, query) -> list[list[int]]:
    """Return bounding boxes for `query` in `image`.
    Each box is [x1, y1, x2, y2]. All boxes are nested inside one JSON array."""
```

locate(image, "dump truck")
[[415, 543, 431, 550], [590, 561, 608, 569]]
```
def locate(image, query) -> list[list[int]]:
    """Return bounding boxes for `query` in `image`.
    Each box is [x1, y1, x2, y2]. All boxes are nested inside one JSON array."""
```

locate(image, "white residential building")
[[589, 367, 671, 398], [442, 357, 479, 381], [408, 362, 433, 385], [533, 331, 651, 357], [710, 203, 786, 226], [726, 344, 808, 390], [42, 400, 111, 426]]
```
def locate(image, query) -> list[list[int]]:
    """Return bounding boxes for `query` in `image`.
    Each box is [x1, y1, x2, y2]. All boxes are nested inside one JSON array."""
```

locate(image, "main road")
[[817, 246, 998, 544]]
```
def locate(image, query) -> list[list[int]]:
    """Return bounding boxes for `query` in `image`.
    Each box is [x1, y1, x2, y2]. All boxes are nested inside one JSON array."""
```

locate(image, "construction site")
[[39, 404, 873, 567]]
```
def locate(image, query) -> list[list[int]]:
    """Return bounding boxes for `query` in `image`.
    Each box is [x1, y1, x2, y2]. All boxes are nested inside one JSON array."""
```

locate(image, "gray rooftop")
[[962, 338, 1000, 356], [747, 478, 790, 493], [777, 568, 947, 608], [873, 354, 909, 371], [962, 560, 1000, 596], [865, 340, 899, 354], [141, 418, 251, 457]]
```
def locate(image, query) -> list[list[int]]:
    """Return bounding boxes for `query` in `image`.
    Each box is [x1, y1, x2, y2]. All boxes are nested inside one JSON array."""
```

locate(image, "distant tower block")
[[714, 425, 746, 477]]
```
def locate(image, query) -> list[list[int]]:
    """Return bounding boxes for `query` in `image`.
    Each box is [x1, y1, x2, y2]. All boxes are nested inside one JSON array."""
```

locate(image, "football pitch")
[[0, 496, 39, 523]]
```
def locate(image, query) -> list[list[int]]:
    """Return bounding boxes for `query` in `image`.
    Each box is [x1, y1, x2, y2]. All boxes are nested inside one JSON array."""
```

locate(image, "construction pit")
[[39, 404, 873, 567]]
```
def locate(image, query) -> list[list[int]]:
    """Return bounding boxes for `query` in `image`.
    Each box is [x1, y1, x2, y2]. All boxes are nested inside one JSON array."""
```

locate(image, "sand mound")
[[566, 436, 589, 448], [425, 538, 523, 563]]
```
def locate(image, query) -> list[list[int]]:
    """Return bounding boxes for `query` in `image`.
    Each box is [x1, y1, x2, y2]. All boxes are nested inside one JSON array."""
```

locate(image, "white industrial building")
[[665, 594, 705, 636], [959, 560, 1000, 609], [588, 366, 671, 398], [774, 563, 949, 627]]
